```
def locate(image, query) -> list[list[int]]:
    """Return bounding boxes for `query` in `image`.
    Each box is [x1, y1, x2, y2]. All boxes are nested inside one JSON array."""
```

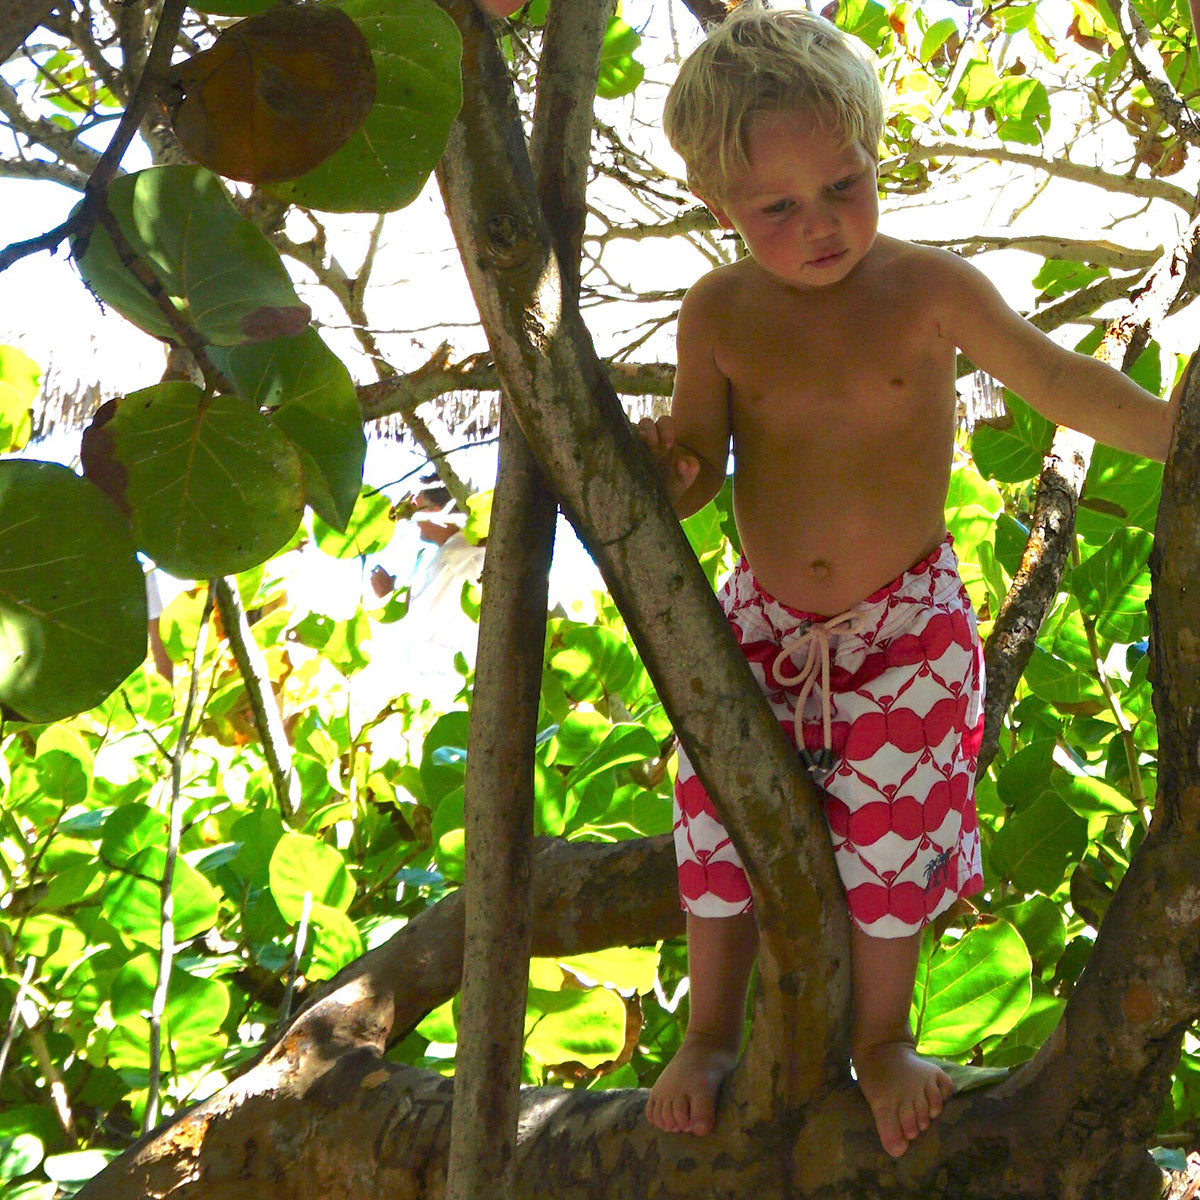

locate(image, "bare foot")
[[645, 1034, 738, 1135], [853, 1040, 953, 1158]]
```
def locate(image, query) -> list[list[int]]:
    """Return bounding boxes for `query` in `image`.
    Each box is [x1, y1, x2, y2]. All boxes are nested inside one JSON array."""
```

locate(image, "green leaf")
[[991, 76, 1051, 144], [305, 900, 365, 979], [99, 847, 220, 946], [34, 724, 92, 804], [989, 791, 1088, 894], [596, 17, 644, 99], [101, 803, 163, 866], [565, 723, 659, 794], [1033, 259, 1108, 300], [1078, 445, 1162, 543], [1070, 527, 1153, 646], [920, 17, 957, 62], [269, 0, 462, 212], [524, 984, 627, 1067], [533, 758, 569, 836], [268, 832, 355, 922], [420, 710, 470, 805], [312, 490, 395, 559], [0, 1134, 44, 1182], [995, 739, 1055, 811], [996, 893, 1066, 973], [0, 344, 38, 454], [110, 953, 230, 1037], [913, 920, 1032, 1056], [554, 946, 659, 993], [1053, 772, 1136, 818], [970, 393, 1055, 482], [42, 1150, 119, 1184], [208, 330, 366, 530], [548, 710, 610, 767], [0, 459, 146, 723], [833, 0, 891, 48], [548, 626, 635, 701], [82, 384, 305, 579], [74, 165, 310, 345]]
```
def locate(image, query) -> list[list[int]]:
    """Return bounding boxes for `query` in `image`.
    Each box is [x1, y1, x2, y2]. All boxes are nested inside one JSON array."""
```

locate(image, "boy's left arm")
[[933, 250, 1178, 461]]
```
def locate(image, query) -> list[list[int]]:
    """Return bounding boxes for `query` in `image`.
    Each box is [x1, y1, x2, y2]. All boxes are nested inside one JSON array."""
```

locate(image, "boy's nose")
[[800, 201, 837, 239]]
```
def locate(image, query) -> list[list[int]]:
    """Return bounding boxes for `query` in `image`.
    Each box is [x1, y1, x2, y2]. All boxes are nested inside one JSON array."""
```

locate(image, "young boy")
[[639, 4, 1178, 1160]]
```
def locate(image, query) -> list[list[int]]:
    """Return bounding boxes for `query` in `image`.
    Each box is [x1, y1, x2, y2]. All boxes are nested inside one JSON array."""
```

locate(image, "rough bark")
[[446, 408, 553, 1200], [0, 0, 54, 66]]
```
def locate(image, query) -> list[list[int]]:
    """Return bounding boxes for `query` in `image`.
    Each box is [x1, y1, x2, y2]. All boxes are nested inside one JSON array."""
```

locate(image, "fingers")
[[636, 415, 676, 456]]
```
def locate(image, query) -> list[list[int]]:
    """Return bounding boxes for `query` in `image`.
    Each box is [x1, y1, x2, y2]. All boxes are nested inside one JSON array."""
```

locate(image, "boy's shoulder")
[[869, 236, 982, 303]]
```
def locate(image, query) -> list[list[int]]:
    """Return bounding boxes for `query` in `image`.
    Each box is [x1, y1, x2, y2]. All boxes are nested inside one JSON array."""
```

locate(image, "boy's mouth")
[[807, 248, 846, 269]]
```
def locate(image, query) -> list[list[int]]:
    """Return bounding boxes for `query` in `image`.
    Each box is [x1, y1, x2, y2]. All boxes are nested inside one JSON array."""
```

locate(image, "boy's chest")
[[714, 284, 953, 428]]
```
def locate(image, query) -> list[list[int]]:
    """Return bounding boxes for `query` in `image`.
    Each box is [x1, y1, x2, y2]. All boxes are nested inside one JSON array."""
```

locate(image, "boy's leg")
[[645, 910, 757, 1136], [849, 925, 954, 1158]]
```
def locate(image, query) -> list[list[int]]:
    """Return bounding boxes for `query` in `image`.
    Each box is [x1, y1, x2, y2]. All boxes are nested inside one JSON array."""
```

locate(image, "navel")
[[809, 559, 832, 579], [889, 376, 905, 388]]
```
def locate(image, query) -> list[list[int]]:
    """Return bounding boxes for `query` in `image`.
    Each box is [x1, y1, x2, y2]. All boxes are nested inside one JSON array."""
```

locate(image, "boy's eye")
[[762, 199, 792, 214], [830, 175, 857, 194]]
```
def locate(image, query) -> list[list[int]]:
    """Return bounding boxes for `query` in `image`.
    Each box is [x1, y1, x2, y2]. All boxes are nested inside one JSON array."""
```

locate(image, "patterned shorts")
[[674, 536, 985, 938]]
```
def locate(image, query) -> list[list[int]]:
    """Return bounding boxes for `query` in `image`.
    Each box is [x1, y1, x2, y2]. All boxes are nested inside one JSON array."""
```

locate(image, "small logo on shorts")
[[923, 849, 953, 889]]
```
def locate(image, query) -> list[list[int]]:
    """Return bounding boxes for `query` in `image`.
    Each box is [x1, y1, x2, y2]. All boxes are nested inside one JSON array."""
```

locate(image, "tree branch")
[[1113, 0, 1200, 148], [907, 137, 1196, 210]]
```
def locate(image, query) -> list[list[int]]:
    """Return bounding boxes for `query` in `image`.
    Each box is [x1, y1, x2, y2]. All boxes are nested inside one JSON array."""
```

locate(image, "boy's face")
[[702, 109, 879, 290]]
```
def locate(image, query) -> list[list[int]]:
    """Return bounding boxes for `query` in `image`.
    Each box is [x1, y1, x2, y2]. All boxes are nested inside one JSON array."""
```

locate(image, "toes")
[[897, 1098, 920, 1143], [688, 1088, 717, 1136], [913, 1089, 932, 1132], [874, 1105, 909, 1159], [936, 1068, 954, 1101], [925, 1075, 946, 1119], [668, 1095, 692, 1134]]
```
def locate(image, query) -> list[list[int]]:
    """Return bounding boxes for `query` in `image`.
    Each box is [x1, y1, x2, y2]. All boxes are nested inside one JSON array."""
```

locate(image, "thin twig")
[[0, 956, 37, 1087], [144, 586, 214, 1136], [276, 891, 313, 1032], [213, 578, 302, 823]]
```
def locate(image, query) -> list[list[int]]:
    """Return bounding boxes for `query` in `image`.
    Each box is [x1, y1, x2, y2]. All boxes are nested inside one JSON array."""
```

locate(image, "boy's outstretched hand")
[[638, 416, 701, 511]]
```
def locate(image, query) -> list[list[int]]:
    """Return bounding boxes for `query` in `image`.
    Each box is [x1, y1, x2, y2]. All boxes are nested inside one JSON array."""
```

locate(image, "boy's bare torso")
[[694, 235, 958, 615]]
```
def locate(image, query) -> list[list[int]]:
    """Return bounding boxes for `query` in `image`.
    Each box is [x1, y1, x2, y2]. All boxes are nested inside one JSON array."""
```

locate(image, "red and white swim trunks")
[[674, 536, 985, 938]]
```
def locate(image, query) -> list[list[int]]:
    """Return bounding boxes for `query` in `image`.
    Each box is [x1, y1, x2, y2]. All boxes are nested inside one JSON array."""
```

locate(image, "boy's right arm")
[[638, 279, 731, 519]]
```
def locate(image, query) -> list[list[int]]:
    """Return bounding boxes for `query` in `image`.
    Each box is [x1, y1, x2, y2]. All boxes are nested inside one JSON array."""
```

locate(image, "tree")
[[2, 0, 1200, 1197]]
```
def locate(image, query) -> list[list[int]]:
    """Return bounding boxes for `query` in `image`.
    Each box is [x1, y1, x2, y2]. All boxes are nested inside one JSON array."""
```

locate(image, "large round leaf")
[[269, 0, 462, 212], [208, 329, 366, 530], [989, 791, 1088, 895], [0, 459, 145, 723], [100, 847, 220, 947], [167, 6, 376, 185], [74, 164, 311, 345], [268, 831, 355, 923], [913, 920, 1032, 1057], [81, 383, 305, 579]]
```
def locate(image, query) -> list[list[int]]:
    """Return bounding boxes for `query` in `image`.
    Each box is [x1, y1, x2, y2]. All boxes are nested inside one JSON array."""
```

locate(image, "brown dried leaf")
[[166, 4, 376, 185]]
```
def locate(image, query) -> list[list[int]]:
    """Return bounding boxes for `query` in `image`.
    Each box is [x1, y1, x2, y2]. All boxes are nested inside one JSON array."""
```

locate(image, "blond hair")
[[664, 3, 884, 198]]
